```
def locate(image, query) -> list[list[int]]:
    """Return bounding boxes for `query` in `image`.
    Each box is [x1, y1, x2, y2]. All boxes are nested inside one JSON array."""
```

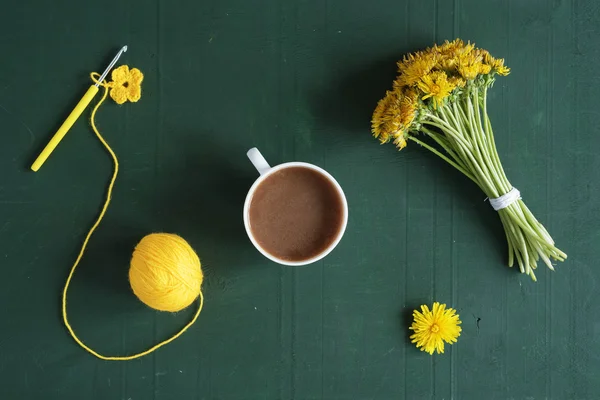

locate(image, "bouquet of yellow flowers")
[[372, 39, 566, 280]]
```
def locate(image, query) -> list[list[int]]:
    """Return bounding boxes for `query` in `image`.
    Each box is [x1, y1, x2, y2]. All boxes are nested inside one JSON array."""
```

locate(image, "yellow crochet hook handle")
[[31, 86, 99, 171], [31, 46, 128, 172]]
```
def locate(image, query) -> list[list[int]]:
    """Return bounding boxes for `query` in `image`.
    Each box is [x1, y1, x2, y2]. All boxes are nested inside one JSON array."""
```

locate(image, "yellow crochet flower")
[[109, 65, 144, 104], [409, 302, 461, 355]]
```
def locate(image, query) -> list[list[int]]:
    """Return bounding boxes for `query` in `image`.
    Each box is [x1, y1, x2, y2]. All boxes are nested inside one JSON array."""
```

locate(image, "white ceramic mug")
[[243, 148, 348, 266]]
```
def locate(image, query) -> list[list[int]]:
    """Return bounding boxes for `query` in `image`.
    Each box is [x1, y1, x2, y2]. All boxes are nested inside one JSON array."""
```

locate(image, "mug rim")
[[243, 161, 348, 266]]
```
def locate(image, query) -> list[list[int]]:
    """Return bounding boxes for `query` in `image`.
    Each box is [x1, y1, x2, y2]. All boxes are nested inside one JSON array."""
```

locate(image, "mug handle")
[[247, 148, 271, 175]]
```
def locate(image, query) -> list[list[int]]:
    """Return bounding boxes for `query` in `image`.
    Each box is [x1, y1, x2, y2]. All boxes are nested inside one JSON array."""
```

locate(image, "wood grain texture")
[[0, 0, 598, 399]]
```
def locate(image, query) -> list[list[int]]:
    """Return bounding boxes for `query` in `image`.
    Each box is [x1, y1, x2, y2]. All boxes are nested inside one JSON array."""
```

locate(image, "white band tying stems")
[[489, 187, 521, 211]]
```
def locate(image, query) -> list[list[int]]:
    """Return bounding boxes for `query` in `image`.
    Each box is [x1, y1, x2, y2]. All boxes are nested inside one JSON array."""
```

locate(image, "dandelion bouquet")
[[372, 39, 566, 280]]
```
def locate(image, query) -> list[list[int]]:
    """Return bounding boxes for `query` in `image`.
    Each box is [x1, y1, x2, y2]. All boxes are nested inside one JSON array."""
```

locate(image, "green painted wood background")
[[1, 0, 599, 399]]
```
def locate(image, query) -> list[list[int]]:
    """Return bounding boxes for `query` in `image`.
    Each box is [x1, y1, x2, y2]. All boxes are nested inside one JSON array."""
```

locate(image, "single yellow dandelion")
[[438, 54, 458, 72], [397, 52, 438, 87], [478, 63, 492, 74], [448, 76, 466, 88], [496, 64, 510, 76], [432, 39, 479, 74], [484, 54, 511, 76], [474, 48, 490, 62], [392, 76, 404, 91], [392, 132, 407, 149], [452, 40, 475, 59], [475, 49, 493, 74], [372, 90, 397, 143], [459, 63, 480, 80], [438, 39, 466, 55], [483, 51, 495, 65], [372, 90, 402, 143], [389, 91, 418, 150], [417, 71, 455, 108], [409, 302, 462, 355], [435, 40, 454, 54], [372, 88, 418, 144], [457, 52, 483, 80], [400, 89, 418, 126], [492, 58, 511, 75]]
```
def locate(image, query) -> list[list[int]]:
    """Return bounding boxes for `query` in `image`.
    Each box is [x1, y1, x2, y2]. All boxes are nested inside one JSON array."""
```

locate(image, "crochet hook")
[[31, 46, 128, 172]]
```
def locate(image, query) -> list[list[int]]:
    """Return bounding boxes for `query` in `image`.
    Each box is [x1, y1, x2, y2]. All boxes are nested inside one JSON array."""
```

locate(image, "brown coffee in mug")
[[248, 166, 345, 262]]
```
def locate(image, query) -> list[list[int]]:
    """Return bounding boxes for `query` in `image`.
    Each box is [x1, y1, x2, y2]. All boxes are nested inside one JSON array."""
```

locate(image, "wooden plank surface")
[[0, 0, 598, 399]]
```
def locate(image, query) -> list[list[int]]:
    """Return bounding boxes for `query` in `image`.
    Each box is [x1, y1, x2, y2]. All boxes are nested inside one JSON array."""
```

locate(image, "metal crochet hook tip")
[[95, 45, 128, 87]]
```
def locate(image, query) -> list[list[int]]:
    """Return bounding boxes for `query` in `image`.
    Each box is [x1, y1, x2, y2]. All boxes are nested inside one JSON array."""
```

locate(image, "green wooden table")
[[1, 0, 599, 399]]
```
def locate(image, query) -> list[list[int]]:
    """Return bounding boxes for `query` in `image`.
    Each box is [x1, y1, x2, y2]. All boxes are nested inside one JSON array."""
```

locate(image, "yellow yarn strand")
[[61, 73, 203, 361]]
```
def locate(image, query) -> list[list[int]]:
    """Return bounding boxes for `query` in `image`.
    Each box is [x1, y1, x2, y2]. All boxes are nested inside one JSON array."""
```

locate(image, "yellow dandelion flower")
[[400, 88, 418, 126], [479, 63, 492, 74], [438, 54, 458, 72], [483, 51, 495, 65], [491, 57, 510, 76], [474, 48, 490, 62], [417, 71, 455, 108], [473, 49, 492, 74], [429, 39, 466, 73], [393, 133, 408, 150], [438, 39, 466, 55], [452, 40, 475, 59], [409, 302, 462, 355], [392, 76, 404, 91], [436, 40, 454, 54], [483, 54, 511, 76], [371, 90, 403, 143], [457, 52, 484, 80], [462, 41, 476, 54], [397, 52, 438, 87], [496, 64, 510, 76], [372, 91, 396, 143], [459, 63, 479, 80], [372, 88, 418, 146], [448, 76, 466, 88]]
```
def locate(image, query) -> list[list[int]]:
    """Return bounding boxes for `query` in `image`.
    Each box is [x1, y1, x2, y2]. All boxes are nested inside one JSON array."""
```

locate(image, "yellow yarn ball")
[[129, 233, 203, 312]]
